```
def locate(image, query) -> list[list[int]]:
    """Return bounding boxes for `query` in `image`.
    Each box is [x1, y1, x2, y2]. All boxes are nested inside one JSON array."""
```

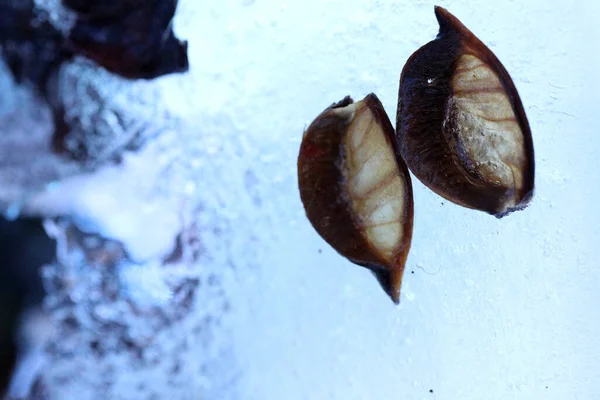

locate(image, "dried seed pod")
[[298, 94, 414, 304], [397, 6, 535, 217]]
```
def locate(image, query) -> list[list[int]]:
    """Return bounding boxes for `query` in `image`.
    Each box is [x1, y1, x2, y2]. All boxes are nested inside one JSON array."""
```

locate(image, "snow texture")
[[167, 1, 599, 399], [2, 0, 600, 399]]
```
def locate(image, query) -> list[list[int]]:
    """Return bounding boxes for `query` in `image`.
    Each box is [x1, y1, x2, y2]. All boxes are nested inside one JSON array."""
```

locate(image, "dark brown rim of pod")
[[298, 93, 414, 304], [397, 6, 535, 218]]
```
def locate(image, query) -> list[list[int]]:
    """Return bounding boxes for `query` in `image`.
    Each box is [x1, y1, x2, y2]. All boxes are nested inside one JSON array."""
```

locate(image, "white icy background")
[[2, 0, 600, 399], [169, 1, 599, 399]]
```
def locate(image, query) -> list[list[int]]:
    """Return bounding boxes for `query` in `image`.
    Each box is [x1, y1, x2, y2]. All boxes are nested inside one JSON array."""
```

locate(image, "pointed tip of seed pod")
[[433, 5, 447, 16], [434, 6, 452, 32], [434, 6, 466, 37], [371, 267, 403, 305]]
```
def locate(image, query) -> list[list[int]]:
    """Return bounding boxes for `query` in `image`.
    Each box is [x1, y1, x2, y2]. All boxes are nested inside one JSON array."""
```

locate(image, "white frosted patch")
[[21, 134, 184, 262], [366, 222, 402, 254], [348, 124, 380, 167], [450, 97, 526, 190], [347, 152, 395, 197], [448, 55, 527, 192], [360, 178, 404, 216], [365, 196, 402, 226], [349, 120, 367, 150], [339, 102, 408, 259], [348, 111, 372, 151], [362, 178, 404, 257], [344, 105, 397, 198]]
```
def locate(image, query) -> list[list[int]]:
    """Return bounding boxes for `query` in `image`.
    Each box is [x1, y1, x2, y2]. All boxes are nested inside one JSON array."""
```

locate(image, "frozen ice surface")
[[2, 0, 600, 399], [168, 1, 600, 399]]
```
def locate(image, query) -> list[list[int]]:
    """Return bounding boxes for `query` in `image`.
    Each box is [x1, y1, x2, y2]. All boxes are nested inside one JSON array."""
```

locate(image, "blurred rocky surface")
[[1, 1, 243, 399]]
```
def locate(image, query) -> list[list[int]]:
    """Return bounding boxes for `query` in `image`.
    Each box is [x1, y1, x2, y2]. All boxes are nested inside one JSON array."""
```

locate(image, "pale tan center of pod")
[[333, 102, 407, 261], [450, 54, 526, 197]]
